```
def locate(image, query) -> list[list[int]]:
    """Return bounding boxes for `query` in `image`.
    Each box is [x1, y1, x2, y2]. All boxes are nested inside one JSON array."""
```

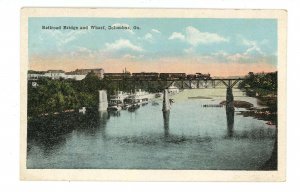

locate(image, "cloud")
[[39, 29, 88, 50], [105, 39, 143, 52], [139, 29, 160, 43], [169, 26, 228, 54], [144, 33, 153, 40], [226, 53, 249, 62], [69, 46, 96, 58], [185, 26, 229, 46], [210, 50, 247, 63], [241, 38, 257, 47], [168, 32, 185, 41], [69, 39, 144, 60], [209, 48, 276, 65], [122, 54, 137, 59], [183, 47, 195, 54], [122, 54, 144, 60], [65, 39, 144, 61], [188, 36, 275, 65], [211, 50, 228, 57], [111, 23, 134, 34], [240, 37, 264, 55], [151, 29, 161, 34]]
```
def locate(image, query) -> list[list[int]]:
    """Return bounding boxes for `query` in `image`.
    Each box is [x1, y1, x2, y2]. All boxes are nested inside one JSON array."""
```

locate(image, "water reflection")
[[226, 87, 235, 138], [226, 105, 235, 138], [27, 110, 110, 157], [109, 111, 121, 117], [27, 89, 276, 170], [163, 111, 170, 138], [98, 111, 109, 139], [99, 111, 109, 128], [75, 110, 104, 136], [27, 113, 75, 157]]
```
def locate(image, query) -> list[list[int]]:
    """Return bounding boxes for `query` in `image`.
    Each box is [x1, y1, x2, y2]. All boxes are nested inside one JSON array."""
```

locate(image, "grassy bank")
[[238, 72, 278, 125]]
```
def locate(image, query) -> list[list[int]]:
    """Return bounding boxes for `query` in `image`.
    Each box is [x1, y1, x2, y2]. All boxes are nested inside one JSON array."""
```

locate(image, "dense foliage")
[[28, 71, 167, 117], [238, 71, 277, 96], [28, 72, 102, 117]]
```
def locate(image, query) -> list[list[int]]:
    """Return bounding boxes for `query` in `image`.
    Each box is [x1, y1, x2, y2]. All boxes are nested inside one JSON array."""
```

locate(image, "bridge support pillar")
[[226, 87, 234, 107], [98, 90, 108, 111], [162, 89, 171, 111]]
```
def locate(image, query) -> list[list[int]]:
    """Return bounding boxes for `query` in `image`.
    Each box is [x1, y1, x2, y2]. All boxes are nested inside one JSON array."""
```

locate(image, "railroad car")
[[159, 73, 186, 80], [196, 73, 211, 80], [104, 73, 131, 80], [132, 72, 159, 80], [187, 74, 197, 80]]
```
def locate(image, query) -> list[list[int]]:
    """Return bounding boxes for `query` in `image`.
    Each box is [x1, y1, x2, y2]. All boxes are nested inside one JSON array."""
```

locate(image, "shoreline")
[[219, 100, 253, 109]]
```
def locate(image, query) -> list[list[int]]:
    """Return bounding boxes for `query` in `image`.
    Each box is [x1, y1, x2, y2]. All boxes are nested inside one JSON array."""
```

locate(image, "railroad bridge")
[[103, 74, 244, 90], [158, 78, 244, 111], [101, 76, 245, 111], [99, 77, 244, 137]]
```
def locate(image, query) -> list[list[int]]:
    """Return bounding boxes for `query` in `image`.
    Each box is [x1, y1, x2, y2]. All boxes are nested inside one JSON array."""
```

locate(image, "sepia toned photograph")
[[20, 8, 286, 181]]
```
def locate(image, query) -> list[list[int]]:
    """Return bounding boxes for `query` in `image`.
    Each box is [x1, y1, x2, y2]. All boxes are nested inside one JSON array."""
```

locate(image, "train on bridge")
[[104, 72, 211, 81]]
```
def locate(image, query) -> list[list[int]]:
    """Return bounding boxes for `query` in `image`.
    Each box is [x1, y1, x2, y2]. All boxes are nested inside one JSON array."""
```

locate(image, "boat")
[[167, 85, 180, 95], [109, 91, 129, 106], [108, 91, 130, 111], [128, 103, 140, 112], [108, 105, 122, 111], [122, 103, 132, 110], [125, 89, 154, 105], [155, 92, 163, 98]]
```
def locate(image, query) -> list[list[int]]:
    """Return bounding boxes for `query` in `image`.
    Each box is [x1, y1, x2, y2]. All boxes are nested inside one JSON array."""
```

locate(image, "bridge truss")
[[103, 78, 245, 91]]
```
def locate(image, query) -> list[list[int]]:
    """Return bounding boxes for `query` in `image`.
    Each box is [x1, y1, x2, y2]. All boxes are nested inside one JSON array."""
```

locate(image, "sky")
[[29, 18, 277, 77]]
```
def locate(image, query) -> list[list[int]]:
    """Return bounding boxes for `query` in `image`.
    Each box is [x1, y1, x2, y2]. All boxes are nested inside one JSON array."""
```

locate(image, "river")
[[27, 88, 276, 170]]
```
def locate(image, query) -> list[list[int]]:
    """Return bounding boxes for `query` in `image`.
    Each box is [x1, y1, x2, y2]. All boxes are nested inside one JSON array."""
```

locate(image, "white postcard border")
[[20, 8, 287, 181]]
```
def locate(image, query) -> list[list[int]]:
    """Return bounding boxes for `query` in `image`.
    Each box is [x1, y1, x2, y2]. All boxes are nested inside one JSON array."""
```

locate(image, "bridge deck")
[[103, 78, 245, 81]]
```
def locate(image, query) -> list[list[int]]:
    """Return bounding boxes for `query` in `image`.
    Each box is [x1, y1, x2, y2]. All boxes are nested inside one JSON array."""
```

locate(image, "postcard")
[[20, 8, 286, 181]]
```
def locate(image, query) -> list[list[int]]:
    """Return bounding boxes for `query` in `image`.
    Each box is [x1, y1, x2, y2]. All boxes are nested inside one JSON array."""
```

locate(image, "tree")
[[239, 71, 277, 96], [28, 78, 80, 116]]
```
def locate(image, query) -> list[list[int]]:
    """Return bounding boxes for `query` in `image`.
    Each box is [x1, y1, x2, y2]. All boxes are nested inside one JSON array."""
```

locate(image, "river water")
[[27, 88, 276, 170]]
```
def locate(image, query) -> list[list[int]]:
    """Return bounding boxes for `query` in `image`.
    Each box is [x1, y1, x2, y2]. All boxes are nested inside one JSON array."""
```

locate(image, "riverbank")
[[237, 71, 277, 125], [188, 96, 212, 99], [237, 95, 277, 125], [219, 100, 253, 109]]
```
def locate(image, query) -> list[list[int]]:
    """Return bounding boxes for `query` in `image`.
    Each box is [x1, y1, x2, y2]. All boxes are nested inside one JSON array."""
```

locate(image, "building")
[[64, 74, 86, 81], [44, 70, 66, 80], [168, 85, 180, 94], [69, 68, 104, 79], [27, 73, 44, 80], [27, 68, 105, 81], [27, 70, 46, 80]]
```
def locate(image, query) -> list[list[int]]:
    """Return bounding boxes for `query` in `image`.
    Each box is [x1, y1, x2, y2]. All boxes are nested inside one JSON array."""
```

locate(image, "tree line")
[[238, 71, 277, 97]]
